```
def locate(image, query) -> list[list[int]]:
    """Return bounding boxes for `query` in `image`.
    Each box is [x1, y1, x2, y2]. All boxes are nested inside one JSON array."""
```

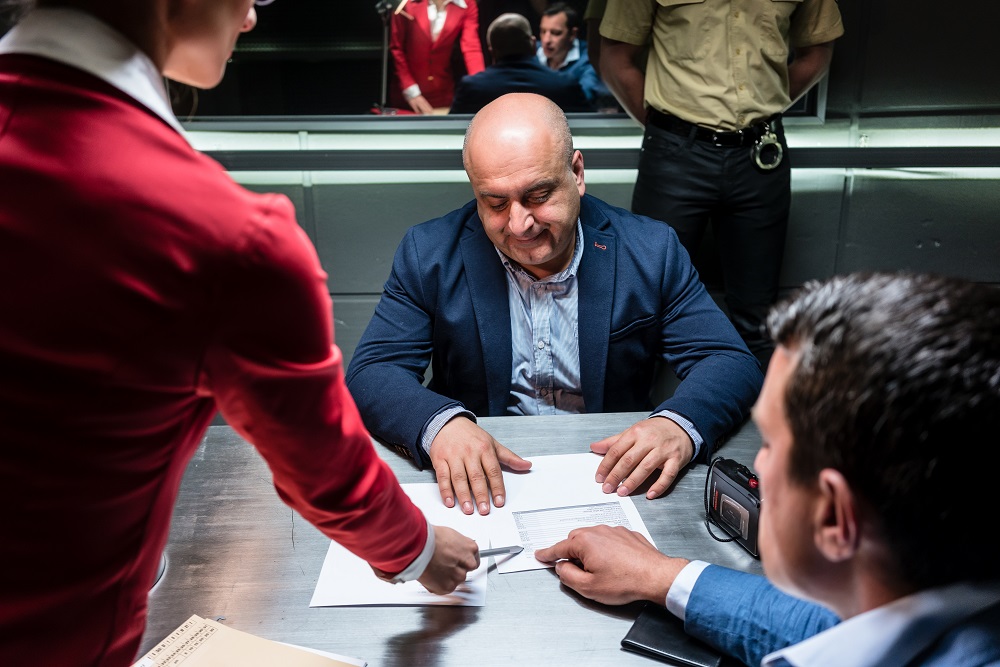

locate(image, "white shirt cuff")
[[665, 559, 711, 621], [650, 410, 705, 460], [387, 518, 436, 583], [402, 84, 422, 100]]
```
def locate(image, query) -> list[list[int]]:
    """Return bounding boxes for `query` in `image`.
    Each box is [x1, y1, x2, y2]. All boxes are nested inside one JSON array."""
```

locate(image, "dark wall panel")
[[330, 296, 381, 367], [826, 0, 1000, 117], [312, 182, 474, 294], [838, 172, 1000, 280]]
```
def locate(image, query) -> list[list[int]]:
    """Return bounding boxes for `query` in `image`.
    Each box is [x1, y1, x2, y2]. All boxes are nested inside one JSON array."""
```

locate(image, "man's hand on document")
[[429, 417, 532, 516], [535, 525, 689, 606]]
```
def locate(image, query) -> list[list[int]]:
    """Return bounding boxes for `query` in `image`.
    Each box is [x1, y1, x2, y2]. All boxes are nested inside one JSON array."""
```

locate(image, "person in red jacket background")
[[390, 0, 486, 113]]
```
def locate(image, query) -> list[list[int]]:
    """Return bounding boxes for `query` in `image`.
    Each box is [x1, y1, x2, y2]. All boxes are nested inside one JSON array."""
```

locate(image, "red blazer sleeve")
[[201, 193, 427, 575], [389, 10, 422, 93], [460, 0, 485, 75]]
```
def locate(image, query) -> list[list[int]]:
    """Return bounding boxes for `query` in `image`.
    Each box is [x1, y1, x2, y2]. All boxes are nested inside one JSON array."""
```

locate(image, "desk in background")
[[141, 412, 764, 666]]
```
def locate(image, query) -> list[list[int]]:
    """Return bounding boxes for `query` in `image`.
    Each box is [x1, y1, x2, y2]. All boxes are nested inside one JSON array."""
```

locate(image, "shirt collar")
[[497, 220, 584, 283], [763, 580, 1000, 667], [536, 38, 582, 68], [0, 7, 184, 136], [566, 38, 581, 64]]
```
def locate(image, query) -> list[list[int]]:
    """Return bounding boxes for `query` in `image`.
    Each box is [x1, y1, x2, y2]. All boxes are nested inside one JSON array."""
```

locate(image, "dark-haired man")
[[450, 12, 591, 114], [538, 272, 1000, 666], [536, 2, 614, 109]]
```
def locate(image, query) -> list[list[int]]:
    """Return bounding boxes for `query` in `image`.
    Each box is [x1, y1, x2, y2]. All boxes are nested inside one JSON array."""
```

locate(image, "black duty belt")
[[646, 108, 785, 169], [646, 108, 780, 148]]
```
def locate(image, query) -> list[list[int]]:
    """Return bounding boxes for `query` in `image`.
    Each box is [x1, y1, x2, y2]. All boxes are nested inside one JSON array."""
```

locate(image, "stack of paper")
[[132, 615, 365, 667]]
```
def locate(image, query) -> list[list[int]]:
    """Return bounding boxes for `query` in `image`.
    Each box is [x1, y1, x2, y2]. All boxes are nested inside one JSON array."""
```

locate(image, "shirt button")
[[739, 84, 745, 91], [540, 388, 549, 397], [733, 11, 740, 17], [735, 48, 741, 56], [537, 341, 545, 349], [428, 75, 435, 81]]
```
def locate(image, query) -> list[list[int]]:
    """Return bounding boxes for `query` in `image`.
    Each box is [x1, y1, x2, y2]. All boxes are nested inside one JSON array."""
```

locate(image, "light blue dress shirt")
[[420, 222, 704, 458], [669, 561, 1000, 667]]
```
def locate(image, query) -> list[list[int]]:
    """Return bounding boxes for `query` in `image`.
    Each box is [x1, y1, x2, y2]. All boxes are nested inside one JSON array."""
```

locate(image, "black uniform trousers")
[[631, 118, 791, 369]]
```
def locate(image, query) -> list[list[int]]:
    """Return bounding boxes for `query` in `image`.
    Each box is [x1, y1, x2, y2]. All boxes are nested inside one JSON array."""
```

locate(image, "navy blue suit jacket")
[[449, 55, 592, 114], [346, 195, 762, 467]]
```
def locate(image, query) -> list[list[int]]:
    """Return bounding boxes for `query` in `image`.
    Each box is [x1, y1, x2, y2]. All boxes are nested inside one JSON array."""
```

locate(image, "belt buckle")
[[711, 129, 740, 147], [750, 122, 783, 170]]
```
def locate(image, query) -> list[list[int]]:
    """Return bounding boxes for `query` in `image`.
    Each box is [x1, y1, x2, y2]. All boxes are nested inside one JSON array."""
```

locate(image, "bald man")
[[347, 93, 762, 516]]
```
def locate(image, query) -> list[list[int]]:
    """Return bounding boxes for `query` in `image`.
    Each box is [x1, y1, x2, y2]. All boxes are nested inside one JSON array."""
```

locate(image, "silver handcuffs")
[[751, 122, 783, 170]]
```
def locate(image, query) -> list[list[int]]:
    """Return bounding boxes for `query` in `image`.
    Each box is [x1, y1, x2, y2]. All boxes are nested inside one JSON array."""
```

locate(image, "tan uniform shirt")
[[601, 0, 844, 130]]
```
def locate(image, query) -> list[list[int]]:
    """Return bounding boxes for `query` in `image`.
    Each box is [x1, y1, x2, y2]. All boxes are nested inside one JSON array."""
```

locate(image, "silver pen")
[[478, 545, 524, 558]]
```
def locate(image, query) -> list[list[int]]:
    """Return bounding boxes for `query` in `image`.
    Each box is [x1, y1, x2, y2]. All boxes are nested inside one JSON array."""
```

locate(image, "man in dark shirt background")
[[450, 12, 591, 114]]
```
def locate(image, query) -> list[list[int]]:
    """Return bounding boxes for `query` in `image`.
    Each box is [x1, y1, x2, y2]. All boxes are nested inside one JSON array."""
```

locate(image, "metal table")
[[141, 413, 764, 666]]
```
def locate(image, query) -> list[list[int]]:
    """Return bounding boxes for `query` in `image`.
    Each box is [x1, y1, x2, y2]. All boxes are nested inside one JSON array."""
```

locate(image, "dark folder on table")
[[621, 603, 727, 667]]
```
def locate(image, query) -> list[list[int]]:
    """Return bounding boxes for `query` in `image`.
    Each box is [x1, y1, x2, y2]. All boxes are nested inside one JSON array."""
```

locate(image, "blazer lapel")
[[460, 216, 512, 416], [407, 0, 431, 40], [577, 202, 615, 413], [437, 1, 464, 45]]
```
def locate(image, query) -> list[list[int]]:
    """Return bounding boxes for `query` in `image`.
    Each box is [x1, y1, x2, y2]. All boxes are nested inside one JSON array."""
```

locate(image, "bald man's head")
[[461, 94, 585, 280], [463, 93, 574, 172]]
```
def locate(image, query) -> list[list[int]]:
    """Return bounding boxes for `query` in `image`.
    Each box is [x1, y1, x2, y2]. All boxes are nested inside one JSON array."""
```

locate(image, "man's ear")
[[814, 468, 859, 562], [571, 150, 585, 195]]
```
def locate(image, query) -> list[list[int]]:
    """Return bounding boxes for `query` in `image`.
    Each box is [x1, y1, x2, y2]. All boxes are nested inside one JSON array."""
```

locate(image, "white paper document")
[[310, 453, 655, 604], [488, 453, 655, 573], [309, 483, 494, 607]]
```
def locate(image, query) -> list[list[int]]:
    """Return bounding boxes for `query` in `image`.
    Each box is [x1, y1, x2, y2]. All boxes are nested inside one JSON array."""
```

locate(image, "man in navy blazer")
[[449, 13, 592, 115], [347, 93, 762, 517], [539, 272, 1000, 666]]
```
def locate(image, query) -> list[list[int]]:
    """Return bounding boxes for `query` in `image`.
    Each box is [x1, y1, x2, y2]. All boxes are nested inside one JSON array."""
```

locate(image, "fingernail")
[[445, 497, 454, 507], [646, 490, 657, 500], [595, 473, 606, 483], [494, 494, 504, 506], [602, 482, 615, 494], [479, 502, 489, 514], [463, 501, 473, 514], [617, 485, 629, 496]]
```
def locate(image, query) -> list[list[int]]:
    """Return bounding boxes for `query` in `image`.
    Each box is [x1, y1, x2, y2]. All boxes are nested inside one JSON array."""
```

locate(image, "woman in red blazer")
[[390, 0, 486, 113]]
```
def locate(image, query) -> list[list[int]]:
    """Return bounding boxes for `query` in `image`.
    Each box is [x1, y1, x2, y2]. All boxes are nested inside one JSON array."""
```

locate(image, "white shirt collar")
[[536, 38, 582, 69], [763, 580, 1000, 667], [0, 7, 184, 135]]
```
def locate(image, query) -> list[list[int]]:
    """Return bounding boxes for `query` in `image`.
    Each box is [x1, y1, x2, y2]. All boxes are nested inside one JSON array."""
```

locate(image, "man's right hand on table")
[[429, 416, 532, 515]]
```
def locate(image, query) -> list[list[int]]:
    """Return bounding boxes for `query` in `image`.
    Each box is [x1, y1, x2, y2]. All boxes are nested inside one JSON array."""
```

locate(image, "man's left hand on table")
[[591, 416, 694, 499]]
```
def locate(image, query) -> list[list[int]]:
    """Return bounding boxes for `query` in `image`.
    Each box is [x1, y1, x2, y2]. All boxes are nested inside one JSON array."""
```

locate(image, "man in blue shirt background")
[[536, 2, 618, 111]]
